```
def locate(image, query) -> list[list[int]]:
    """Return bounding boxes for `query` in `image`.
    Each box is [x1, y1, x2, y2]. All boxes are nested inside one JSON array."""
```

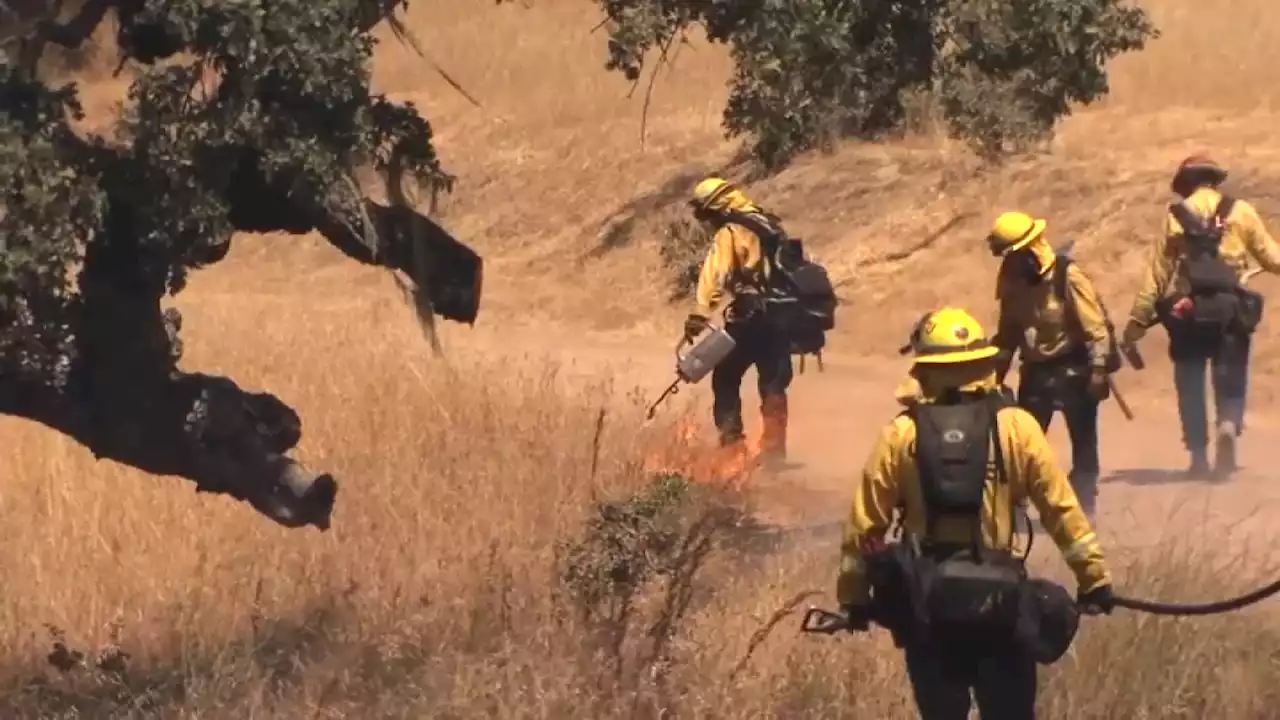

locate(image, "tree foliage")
[[0, 0, 484, 531], [595, 0, 1158, 168]]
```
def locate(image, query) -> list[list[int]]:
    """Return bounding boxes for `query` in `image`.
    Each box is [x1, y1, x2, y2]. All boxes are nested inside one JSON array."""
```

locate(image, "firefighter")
[[987, 211, 1119, 522], [682, 176, 793, 468], [1122, 155, 1280, 478], [837, 307, 1114, 720]]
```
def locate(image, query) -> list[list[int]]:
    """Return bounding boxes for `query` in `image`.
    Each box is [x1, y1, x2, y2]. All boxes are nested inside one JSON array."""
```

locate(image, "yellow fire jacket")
[[837, 372, 1111, 608], [994, 245, 1113, 370], [893, 375, 922, 408], [1128, 186, 1280, 329], [693, 198, 776, 318]]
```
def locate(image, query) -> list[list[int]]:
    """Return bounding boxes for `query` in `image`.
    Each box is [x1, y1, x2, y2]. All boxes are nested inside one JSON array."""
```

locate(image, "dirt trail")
[[446, 322, 1280, 568]]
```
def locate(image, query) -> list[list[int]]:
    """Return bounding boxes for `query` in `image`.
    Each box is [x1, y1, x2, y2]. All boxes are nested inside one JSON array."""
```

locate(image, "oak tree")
[[595, 0, 1157, 169], [0, 0, 484, 530]]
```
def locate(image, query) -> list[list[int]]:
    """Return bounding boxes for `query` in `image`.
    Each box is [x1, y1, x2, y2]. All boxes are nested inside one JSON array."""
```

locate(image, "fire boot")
[[1187, 447, 1211, 479], [759, 394, 794, 471], [714, 404, 745, 449], [1212, 420, 1239, 479], [717, 423, 745, 449]]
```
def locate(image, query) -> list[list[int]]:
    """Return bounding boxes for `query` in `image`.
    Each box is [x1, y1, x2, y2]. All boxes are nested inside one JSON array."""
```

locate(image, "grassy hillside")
[[4, 0, 1280, 717]]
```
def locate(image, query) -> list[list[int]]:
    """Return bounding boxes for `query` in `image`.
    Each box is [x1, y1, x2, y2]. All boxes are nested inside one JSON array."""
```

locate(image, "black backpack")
[[1166, 196, 1263, 334], [869, 394, 1030, 638], [1171, 195, 1238, 292], [1050, 252, 1123, 374], [723, 210, 839, 357]]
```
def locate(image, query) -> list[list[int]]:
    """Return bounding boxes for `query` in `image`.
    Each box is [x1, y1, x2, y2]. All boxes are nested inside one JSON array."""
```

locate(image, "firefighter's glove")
[[1121, 320, 1146, 346], [1077, 584, 1116, 616], [683, 314, 709, 342], [839, 604, 871, 633], [1087, 368, 1111, 402]]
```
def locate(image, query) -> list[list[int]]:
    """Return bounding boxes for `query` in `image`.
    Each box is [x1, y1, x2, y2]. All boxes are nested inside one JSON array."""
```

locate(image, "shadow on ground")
[[1103, 468, 1236, 486]]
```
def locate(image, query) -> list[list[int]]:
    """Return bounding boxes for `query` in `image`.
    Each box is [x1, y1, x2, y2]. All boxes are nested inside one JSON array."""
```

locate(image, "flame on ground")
[[643, 412, 762, 489]]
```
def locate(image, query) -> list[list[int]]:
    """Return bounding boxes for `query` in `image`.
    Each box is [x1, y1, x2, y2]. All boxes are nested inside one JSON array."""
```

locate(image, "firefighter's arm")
[[693, 226, 737, 315], [1236, 200, 1280, 273], [836, 421, 905, 607], [1127, 227, 1175, 329], [991, 275, 1020, 381], [1012, 410, 1112, 592], [1064, 264, 1113, 370]]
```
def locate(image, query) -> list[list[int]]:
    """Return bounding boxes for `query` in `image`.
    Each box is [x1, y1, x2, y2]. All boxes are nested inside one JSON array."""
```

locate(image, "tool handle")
[[1107, 377, 1135, 421]]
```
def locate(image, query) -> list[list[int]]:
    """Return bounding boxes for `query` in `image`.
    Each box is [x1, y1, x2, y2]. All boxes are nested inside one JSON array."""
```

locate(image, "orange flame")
[[643, 411, 762, 489]]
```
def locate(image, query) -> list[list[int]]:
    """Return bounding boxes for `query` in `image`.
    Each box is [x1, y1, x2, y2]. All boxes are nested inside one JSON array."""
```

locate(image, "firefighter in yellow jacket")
[[838, 307, 1114, 720], [1123, 156, 1280, 477], [683, 177, 793, 466], [987, 211, 1118, 521]]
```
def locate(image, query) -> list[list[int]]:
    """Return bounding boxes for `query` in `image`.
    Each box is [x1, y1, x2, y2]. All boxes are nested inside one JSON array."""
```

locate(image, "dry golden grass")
[[2, 297, 1276, 718], [5, 0, 1280, 717]]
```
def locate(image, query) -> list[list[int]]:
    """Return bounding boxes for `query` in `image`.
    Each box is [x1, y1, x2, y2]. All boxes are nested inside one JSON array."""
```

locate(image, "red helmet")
[[1172, 154, 1227, 192]]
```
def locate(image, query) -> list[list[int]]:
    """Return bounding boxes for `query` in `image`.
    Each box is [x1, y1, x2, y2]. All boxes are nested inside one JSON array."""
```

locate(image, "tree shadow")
[[586, 169, 709, 261], [585, 150, 757, 262]]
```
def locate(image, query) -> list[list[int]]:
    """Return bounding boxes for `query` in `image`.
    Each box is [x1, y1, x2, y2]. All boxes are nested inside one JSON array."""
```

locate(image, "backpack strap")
[[723, 209, 797, 294], [985, 395, 1019, 557], [1051, 254, 1119, 369], [1213, 194, 1236, 228], [1169, 200, 1206, 238], [722, 209, 783, 256], [1051, 254, 1071, 307], [1052, 253, 1085, 333]]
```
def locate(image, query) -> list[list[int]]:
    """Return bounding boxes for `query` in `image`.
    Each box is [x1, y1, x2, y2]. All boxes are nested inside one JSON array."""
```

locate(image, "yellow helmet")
[[905, 307, 1001, 364], [690, 176, 736, 212], [986, 211, 1047, 257]]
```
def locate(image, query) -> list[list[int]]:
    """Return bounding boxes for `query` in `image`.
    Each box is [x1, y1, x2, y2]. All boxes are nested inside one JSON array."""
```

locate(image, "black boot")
[[718, 427, 745, 449], [1187, 448, 1211, 479]]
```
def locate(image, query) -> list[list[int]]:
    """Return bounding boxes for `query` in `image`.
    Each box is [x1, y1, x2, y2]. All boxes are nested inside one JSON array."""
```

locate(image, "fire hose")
[[1110, 576, 1280, 615], [800, 576, 1280, 634]]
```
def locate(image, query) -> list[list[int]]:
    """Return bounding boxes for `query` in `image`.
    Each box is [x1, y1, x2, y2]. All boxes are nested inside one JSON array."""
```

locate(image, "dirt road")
[[449, 323, 1280, 568]]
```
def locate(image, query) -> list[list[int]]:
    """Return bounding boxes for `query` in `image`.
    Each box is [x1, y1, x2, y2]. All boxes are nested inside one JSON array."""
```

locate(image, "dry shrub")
[[0, 344, 1276, 718]]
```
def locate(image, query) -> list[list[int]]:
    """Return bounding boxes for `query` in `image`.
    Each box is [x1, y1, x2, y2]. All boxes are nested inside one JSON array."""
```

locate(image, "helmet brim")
[[993, 218, 1047, 256], [1172, 165, 1228, 192], [912, 345, 1001, 365]]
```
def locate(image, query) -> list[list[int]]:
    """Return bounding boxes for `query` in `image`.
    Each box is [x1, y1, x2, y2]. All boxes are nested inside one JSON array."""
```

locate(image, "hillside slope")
[[179, 0, 1280, 370]]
